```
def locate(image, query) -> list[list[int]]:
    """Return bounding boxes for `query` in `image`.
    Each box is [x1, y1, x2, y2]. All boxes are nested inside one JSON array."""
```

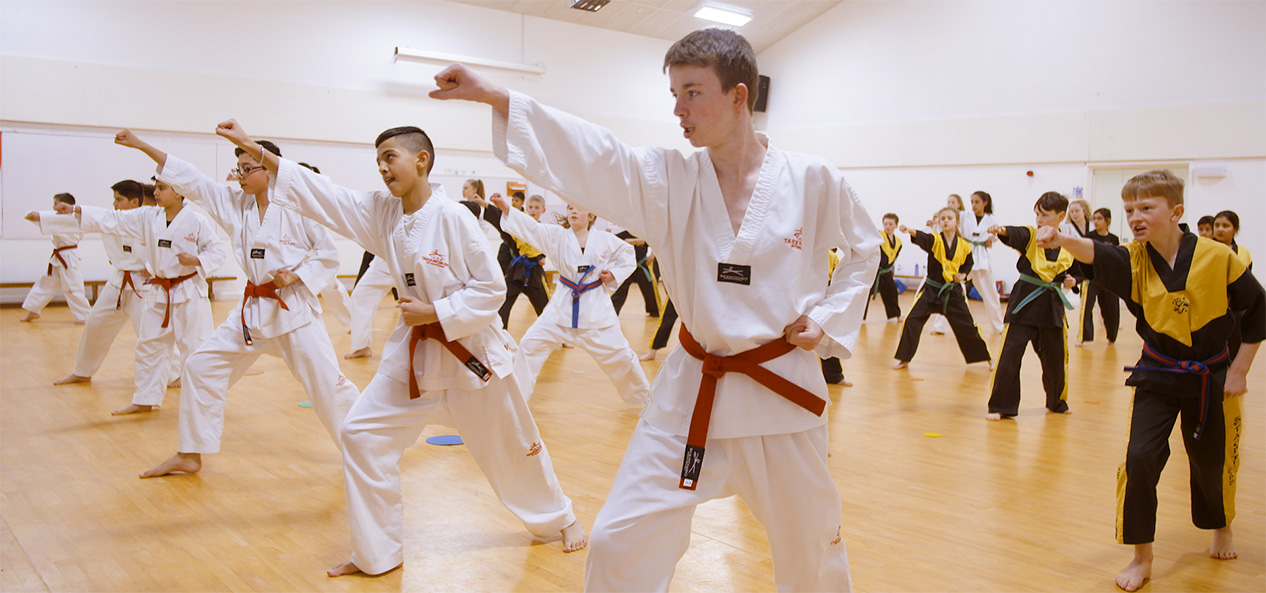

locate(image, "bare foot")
[[891, 361, 908, 370], [20, 312, 39, 322], [986, 412, 1002, 421], [54, 373, 91, 385], [930, 330, 944, 336], [327, 560, 364, 577], [1210, 526, 1237, 559], [1075, 341, 1084, 348], [840, 378, 853, 387], [887, 317, 900, 324], [638, 349, 658, 361], [1049, 408, 1073, 415], [987, 360, 995, 370], [561, 520, 588, 553], [112, 404, 154, 416], [167, 377, 181, 388], [75, 320, 87, 325], [140, 452, 201, 477], [344, 347, 372, 359], [1115, 546, 1152, 592], [1108, 341, 1115, 346]]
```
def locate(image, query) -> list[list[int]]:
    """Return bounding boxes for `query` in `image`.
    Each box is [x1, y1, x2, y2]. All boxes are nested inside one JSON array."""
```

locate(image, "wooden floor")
[[1, 292, 1262, 593]]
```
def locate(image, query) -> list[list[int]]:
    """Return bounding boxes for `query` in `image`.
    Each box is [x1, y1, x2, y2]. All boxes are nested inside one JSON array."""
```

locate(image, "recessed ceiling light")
[[693, 2, 752, 27]]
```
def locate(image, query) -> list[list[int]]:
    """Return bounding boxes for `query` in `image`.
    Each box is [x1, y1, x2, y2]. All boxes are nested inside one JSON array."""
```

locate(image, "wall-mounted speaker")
[[753, 75, 770, 113]]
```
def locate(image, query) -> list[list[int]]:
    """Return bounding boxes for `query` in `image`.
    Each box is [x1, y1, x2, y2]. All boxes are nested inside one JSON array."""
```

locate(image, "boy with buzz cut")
[[213, 119, 586, 577], [864, 212, 903, 322], [433, 27, 878, 591], [1037, 169, 1263, 592], [984, 191, 1079, 420], [21, 193, 92, 324]]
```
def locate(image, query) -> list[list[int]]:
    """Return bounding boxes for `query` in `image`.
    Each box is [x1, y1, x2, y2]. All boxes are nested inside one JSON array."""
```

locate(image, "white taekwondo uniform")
[[500, 206, 649, 405], [156, 155, 360, 454], [270, 159, 577, 576], [22, 217, 92, 321], [319, 276, 353, 331], [347, 257, 396, 353], [79, 204, 226, 408], [493, 90, 880, 592]]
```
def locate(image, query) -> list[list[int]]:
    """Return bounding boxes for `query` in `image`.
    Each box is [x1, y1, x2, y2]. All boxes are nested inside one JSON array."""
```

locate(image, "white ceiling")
[[445, 0, 843, 52]]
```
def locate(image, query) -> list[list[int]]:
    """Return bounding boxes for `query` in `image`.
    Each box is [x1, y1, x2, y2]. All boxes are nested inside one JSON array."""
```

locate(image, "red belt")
[[118, 270, 144, 309], [48, 245, 77, 275], [407, 322, 491, 399], [676, 325, 825, 490], [147, 272, 198, 328], [240, 280, 289, 345]]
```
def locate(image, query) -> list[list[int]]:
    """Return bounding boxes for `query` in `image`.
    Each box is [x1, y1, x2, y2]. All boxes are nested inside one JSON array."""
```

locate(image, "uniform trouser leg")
[[132, 298, 212, 406], [274, 321, 361, 449], [60, 260, 92, 321], [970, 269, 1004, 334], [177, 322, 266, 453], [516, 321, 565, 398], [1101, 289, 1121, 343], [321, 281, 352, 330], [585, 421, 850, 592], [633, 268, 659, 315], [821, 356, 843, 381], [71, 283, 141, 377], [349, 277, 392, 352], [525, 284, 550, 316], [610, 275, 633, 314], [500, 281, 526, 327], [944, 291, 991, 363], [21, 272, 61, 314], [894, 289, 936, 361], [1078, 282, 1096, 342], [986, 323, 1032, 416], [1117, 383, 1239, 544], [878, 273, 901, 320], [1038, 325, 1069, 413], [341, 372, 574, 575], [574, 326, 650, 405], [649, 301, 678, 350], [931, 313, 949, 333]]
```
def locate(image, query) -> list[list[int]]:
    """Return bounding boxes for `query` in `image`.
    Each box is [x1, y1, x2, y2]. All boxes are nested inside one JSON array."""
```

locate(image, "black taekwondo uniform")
[[1078, 230, 1122, 343], [864, 230, 903, 321], [894, 230, 991, 364]]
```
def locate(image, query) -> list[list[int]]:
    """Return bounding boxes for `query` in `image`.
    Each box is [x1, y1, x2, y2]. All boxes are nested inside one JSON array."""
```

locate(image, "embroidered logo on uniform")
[[250, 248, 265, 259], [158, 239, 172, 248], [1172, 295, 1190, 314], [422, 250, 446, 268], [405, 273, 416, 287], [279, 234, 298, 247], [785, 227, 803, 250], [184, 233, 197, 243], [717, 263, 752, 285], [526, 442, 542, 457], [336, 374, 347, 387], [122, 245, 132, 253], [830, 526, 842, 545]]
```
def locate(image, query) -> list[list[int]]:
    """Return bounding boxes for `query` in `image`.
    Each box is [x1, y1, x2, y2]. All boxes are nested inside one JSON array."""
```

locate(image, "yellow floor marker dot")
[[923, 432, 942, 438], [1085, 400, 1100, 405], [910, 377, 925, 382]]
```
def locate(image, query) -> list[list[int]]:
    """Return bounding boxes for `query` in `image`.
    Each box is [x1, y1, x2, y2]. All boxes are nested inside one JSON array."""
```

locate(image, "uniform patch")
[[405, 273, 416, 287], [1172, 295, 1190, 314], [122, 245, 132, 253], [577, 264, 591, 275], [717, 263, 751, 285], [526, 442, 542, 457], [250, 248, 265, 259], [422, 250, 446, 268], [184, 233, 197, 243], [158, 239, 172, 248], [279, 234, 298, 247], [785, 227, 803, 250]]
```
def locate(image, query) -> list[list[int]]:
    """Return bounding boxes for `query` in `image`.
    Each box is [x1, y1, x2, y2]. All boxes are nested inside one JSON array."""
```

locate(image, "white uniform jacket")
[[500, 207, 634, 330], [493, 91, 881, 439], [78, 205, 226, 305], [40, 211, 150, 293], [157, 155, 338, 339], [271, 159, 515, 392], [960, 212, 998, 273]]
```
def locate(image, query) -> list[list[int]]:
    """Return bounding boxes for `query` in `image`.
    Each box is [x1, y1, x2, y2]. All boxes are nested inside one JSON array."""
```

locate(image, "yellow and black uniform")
[[1079, 230, 1121, 343], [864, 230, 903, 321], [986, 226, 1077, 417], [498, 235, 550, 328], [611, 230, 661, 317], [1087, 232, 1265, 545], [894, 230, 991, 364], [821, 249, 846, 383], [1230, 241, 1253, 272]]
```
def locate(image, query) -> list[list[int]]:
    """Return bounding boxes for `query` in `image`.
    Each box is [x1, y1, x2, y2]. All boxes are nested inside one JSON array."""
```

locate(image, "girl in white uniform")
[[434, 27, 879, 591], [216, 121, 585, 577], [492, 195, 650, 406], [107, 130, 361, 478], [21, 193, 92, 323]]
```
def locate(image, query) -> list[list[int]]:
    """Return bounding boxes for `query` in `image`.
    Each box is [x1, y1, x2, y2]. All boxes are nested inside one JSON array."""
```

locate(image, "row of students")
[[1197, 211, 1253, 270]]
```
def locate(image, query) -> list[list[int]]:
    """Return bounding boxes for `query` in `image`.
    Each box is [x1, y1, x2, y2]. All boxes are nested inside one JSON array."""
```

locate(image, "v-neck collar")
[[1146, 232, 1197, 293], [394, 184, 447, 261], [701, 137, 778, 264]]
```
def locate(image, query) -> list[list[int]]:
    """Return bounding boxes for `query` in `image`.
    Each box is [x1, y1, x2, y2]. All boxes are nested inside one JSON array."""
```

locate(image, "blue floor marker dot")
[[426, 435, 463, 446], [298, 401, 312, 408]]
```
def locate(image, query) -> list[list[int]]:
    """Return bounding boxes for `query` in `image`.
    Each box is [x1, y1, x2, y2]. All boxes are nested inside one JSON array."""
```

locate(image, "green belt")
[[922, 277, 958, 314], [964, 237, 989, 247], [1012, 273, 1073, 313], [870, 266, 894, 296]]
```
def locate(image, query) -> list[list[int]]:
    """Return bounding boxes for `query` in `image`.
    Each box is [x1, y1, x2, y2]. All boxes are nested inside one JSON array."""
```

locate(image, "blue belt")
[[1125, 342, 1232, 441], [558, 269, 603, 328], [510, 254, 543, 287], [1012, 273, 1073, 314]]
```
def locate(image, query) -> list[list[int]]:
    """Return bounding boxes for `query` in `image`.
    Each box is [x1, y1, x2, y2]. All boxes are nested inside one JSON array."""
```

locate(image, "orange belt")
[[240, 280, 289, 345], [48, 245, 78, 275], [147, 272, 198, 328], [407, 323, 492, 399], [676, 325, 825, 490], [117, 270, 144, 309]]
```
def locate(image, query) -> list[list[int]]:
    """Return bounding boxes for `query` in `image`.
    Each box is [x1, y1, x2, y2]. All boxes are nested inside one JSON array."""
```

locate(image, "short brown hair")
[[1122, 169, 1184, 207], [664, 28, 759, 112]]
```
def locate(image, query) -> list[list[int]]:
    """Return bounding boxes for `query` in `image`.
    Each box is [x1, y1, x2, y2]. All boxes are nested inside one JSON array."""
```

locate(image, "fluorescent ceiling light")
[[694, 3, 752, 27]]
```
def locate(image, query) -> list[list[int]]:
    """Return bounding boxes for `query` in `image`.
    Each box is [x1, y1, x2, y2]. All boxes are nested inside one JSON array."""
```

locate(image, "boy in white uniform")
[[31, 179, 226, 415], [213, 120, 585, 576], [492, 195, 650, 405], [344, 257, 396, 359], [45, 181, 160, 385], [106, 130, 361, 477], [21, 193, 92, 324], [433, 28, 880, 591]]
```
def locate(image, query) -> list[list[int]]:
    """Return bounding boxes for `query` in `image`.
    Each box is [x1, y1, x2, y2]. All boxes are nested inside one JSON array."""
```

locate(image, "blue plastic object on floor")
[[298, 401, 312, 408], [426, 435, 463, 446]]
